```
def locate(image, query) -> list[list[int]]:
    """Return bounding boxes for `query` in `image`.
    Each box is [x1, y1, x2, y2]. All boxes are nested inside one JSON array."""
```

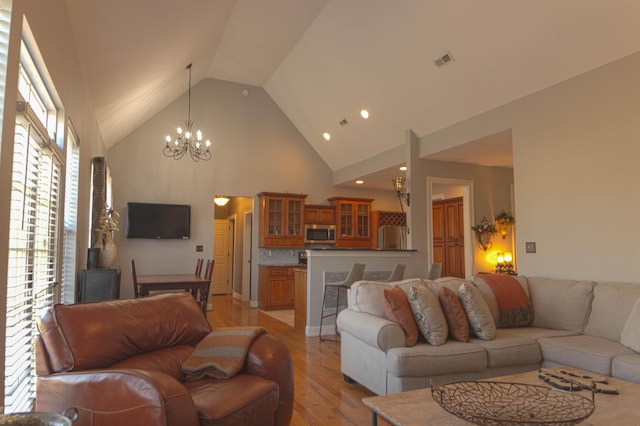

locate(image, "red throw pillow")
[[438, 287, 470, 342], [383, 286, 419, 346]]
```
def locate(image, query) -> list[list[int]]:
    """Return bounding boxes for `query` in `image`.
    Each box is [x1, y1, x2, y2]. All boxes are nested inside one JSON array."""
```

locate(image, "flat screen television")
[[126, 202, 191, 239]]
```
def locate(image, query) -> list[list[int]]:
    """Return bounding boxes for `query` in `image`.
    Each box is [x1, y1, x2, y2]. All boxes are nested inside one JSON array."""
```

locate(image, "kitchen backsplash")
[[258, 248, 302, 265]]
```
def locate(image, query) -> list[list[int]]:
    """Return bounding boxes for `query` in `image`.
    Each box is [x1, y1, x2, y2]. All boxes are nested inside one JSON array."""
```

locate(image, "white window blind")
[[62, 124, 79, 304], [5, 112, 61, 413]]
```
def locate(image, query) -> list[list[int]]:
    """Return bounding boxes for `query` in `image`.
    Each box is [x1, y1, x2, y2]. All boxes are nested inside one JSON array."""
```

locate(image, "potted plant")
[[471, 217, 496, 251], [495, 210, 515, 239], [94, 206, 119, 267]]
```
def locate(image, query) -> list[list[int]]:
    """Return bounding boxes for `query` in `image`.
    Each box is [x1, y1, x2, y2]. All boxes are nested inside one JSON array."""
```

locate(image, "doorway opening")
[[213, 196, 254, 299], [426, 177, 474, 278]]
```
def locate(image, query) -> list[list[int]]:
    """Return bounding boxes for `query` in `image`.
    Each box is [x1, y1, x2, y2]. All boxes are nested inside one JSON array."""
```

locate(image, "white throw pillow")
[[459, 282, 496, 340], [621, 298, 640, 353], [407, 286, 448, 345]]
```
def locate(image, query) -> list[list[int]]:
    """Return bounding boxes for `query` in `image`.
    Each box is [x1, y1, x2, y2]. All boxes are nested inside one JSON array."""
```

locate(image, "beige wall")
[[419, 52, 640, 282]]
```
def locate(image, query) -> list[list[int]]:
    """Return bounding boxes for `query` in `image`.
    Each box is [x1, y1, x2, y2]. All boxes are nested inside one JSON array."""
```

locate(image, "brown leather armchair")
[[35, 292, 294, 426]]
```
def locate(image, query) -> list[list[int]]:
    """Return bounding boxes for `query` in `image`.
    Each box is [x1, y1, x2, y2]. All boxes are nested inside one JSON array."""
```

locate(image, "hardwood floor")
[[207, 295, 391, 426]]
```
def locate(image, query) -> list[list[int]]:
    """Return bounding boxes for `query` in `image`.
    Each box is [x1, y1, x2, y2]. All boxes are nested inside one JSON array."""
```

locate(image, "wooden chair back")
[[130, 259, 139, 298], [195, 258, 204, 277], [204, 259, 214, 281]]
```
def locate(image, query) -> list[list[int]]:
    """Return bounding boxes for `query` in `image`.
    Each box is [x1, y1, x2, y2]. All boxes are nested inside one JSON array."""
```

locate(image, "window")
[[5, 34, 63, 414], [62, 123, 79, 304]]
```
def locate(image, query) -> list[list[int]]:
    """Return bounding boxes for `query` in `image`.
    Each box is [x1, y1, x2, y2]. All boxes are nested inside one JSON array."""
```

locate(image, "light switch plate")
[[525, 242, 536, 253]]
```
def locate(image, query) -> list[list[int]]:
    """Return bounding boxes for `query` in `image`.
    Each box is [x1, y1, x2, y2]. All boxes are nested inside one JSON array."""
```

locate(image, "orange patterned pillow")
[[383, 286, 419, 347], [438, 287, 469, 342]]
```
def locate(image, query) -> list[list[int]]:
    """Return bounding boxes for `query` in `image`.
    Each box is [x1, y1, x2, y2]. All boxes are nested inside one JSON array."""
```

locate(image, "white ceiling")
[[64, 0, 640, 188]]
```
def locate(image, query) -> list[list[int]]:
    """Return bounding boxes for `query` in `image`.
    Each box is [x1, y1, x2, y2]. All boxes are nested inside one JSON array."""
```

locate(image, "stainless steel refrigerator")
[[377, 225, 407, 250]]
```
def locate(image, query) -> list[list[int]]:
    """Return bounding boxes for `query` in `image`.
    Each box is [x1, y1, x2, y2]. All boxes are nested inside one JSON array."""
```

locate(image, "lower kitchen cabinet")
[[259, 265, 295, 310]]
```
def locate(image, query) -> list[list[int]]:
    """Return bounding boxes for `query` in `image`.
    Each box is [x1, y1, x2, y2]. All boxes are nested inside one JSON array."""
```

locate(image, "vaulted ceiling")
[[64, 0, 640, 187]]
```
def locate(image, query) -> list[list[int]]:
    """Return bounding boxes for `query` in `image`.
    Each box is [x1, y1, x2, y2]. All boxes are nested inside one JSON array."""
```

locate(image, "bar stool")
[[385, 263, 406, 282], [319, 263, 365, 342], [427, 263, 442, 280]]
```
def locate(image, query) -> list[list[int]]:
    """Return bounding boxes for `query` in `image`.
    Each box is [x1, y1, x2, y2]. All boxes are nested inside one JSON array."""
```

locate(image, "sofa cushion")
[[37, 292, 211, 372], [425, 277, 471, 295], [185, 374, 279, 425], [621, 299, 640, 352], [383, 286, 419, 347], [438, 287, 469, 342], [459, 282, 496, 340], [538, 335, 635, 376], [584, 281, 640, 342], [111, 345, 194, 381], [386, 341, 486, 377], [474, 274, 532, 327], [348, 279, 422, 318], [499, 327, 579, 341], [408, 286, 448, 346], [470, 330, 541, 368], [526, 277, 596, 333], [612, 354, 640, 384]]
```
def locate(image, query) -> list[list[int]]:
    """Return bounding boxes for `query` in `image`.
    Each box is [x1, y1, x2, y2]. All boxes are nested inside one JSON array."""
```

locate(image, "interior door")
[[433, 197, 465, 278], [212, 219, 229, 294]]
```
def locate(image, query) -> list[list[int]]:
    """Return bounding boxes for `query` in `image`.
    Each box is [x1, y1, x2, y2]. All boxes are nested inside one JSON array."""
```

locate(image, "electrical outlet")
[[525, 242, 536, 253], [196, 245, 203, 252]]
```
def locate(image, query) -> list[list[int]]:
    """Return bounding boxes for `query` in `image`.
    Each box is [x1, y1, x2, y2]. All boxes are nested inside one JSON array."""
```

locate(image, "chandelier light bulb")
[[165, 135, 171, 143], [205, 140, 211, 148], [177, 127, 183, 135]]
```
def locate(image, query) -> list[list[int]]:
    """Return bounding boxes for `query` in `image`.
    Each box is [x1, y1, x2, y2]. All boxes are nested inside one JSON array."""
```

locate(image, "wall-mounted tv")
[[126, 202, 191, 239]]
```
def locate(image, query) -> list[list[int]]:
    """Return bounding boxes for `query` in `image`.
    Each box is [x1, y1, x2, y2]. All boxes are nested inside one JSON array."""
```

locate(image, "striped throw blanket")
[[182, 327, 266, 381]]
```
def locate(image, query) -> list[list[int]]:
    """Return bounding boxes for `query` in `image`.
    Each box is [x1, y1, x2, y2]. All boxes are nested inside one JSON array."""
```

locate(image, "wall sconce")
[[495, 210, 515, 239], [471, 217, 496, 251], [392, 176, 410, 209], [495, 251, 515, 275], [214, 195, 230, 206]]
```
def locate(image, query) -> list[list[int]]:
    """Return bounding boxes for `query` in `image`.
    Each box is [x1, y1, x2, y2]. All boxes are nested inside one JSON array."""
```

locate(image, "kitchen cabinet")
[[433, 197, 465, 278], [304, 204, 335, 225], [258, 192, 307, 247], [259, 265, 295, 310], [329, 197, 373, 248], [294, 268, 307, 331]]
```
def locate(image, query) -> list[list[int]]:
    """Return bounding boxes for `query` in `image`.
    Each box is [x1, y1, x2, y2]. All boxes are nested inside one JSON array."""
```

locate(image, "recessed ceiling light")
[[360, 109, 369, 119], [323, 132, 331, 141], [355, 180, 364, 185], [399, 166, 407, 171]]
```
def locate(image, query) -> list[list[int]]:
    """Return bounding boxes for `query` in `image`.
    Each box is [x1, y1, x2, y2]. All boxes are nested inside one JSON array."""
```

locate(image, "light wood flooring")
[[207, 295, 391, 426]]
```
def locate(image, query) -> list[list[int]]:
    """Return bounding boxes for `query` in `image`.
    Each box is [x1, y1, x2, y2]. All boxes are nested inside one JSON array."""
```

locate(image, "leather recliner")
[[35, 292, 294, 425]]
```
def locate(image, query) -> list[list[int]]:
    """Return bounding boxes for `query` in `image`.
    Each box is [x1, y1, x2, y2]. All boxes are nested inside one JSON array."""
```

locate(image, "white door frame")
[[227, 214, 236, 295], [426, 176, 475, 279]]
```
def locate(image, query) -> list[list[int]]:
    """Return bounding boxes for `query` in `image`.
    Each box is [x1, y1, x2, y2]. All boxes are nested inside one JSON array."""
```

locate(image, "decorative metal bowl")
[[431, 381, 595, 425]]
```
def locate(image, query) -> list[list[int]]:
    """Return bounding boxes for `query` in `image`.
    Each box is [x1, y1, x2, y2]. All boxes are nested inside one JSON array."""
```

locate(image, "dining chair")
[[427, 263, 442, 280], [385, 263, 406, 282], [320, 263, 365, 342], [130, 259, 139, 298], [195, 258, 204, 277], [199, 260, 215, 313]]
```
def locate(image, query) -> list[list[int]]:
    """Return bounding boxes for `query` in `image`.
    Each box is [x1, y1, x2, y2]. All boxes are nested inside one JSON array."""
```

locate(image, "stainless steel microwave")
[[304, 224, 336, 244]]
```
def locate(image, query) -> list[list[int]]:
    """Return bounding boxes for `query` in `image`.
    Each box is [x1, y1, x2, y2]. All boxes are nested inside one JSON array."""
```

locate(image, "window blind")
[[5, 113, 61, 413], [62, 124, 79, 305]]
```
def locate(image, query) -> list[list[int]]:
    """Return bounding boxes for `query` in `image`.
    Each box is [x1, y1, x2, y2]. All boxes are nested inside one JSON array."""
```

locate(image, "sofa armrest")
[[36, 369, 199, 426], [337, 310, 407, 351], [243, 333, 294, 426]]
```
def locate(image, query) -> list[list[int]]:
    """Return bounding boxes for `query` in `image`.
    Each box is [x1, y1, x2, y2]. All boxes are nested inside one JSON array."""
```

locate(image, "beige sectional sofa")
[[336, 276, 640, 395]]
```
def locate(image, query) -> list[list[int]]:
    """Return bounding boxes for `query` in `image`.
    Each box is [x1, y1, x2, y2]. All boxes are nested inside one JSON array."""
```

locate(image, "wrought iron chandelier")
[[163, 63, 211, 162]]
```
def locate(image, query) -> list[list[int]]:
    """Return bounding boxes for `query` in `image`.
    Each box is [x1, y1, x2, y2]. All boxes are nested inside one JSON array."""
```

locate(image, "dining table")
[[135, 274, 211, 315]]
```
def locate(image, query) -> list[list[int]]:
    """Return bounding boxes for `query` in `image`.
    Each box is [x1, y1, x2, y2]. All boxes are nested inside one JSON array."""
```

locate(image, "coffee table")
[[362, 369, 640, 425]]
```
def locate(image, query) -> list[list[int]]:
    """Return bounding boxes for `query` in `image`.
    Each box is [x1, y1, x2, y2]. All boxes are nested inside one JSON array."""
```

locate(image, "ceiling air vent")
[[434, 52, 454, 67]]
